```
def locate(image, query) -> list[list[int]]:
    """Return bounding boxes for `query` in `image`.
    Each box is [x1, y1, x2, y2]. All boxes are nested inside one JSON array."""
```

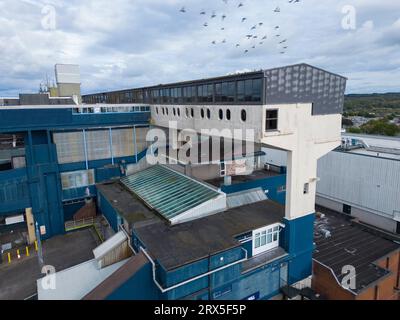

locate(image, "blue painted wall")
[[0, 108, 150, 133], [0, 168, 31, 214], [281, 213, 315, 285], [97, 191, 122, 232]]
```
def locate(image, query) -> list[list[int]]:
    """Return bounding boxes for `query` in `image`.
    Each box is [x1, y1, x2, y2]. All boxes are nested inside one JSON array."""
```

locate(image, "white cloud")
[[0, 0, 399, 96]]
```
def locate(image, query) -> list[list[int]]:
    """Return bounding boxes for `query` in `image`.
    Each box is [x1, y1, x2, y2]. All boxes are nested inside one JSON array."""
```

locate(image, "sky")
[[0, 0, 399, 96]]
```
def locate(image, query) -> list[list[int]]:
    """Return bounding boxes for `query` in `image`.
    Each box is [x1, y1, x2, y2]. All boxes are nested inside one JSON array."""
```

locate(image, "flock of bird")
[[179, 0, 302, 55]]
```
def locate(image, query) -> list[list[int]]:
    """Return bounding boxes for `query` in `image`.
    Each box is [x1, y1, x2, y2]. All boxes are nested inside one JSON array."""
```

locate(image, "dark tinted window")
[[252, 79, 262, 102], [191, 108, 194, 118], [266, 110, 278, 130], [215, 83, 222, 102], [219, 109, 223, 120], [227, 82, 235, 102], [245, 80, 252, 101], [207, 109, 211, 119], [226, 109, 231, 120], [237, 81, 245, 102], [221, 82, 228, 102], [241, 109, 247, 122], [201, 109, 205, 118]]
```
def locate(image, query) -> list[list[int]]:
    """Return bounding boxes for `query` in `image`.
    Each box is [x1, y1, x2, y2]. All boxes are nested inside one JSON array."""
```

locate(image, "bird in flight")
[[251, 25, 257, 30], [238, 2, 244, 8], [222, 14, 227, 21], [236, 44, 240, 47], [244, 49, 249, 53], [262, 35, 267, 40], [242, 17, 247, 22], [259, 22, 264, 26], [203, 22, 208, 27], [211, 41, 216, 45], [211, 11, 217, 18], [180, 7, 186, 13], [200, 10, 206, 15], [274, 7, 281, 13], [246, 34, 253, 39], [280, 39, 287, 43]]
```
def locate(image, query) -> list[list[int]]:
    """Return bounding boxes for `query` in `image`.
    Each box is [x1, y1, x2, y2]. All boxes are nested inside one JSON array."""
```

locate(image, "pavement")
[[0, 228, 100, 300]]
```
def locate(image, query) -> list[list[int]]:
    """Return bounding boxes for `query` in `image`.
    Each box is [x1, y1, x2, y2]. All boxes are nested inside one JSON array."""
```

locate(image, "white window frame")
[[252, 223, 281, 256]]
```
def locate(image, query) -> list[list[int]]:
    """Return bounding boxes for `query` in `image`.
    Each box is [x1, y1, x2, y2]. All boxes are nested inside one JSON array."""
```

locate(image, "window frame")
[[252, 223, 281, 256], [265, 109, 279, 131]]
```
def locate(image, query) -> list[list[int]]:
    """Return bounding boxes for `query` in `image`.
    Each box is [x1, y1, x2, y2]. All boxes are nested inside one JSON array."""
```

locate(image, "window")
[[162, 108, 165, 115], [156, 107, 159, 114], [226, 109, 231, 120], [61, 170, 95, 190], [237, 81, 245, 102], [185, 108, 189, 118], [165, 108, 169, 115], [173, 108, 176, 116], [207, 109, 211, 119], [177, 108, 181, 117], [191, 108, 194, 118], [219, 109, 223, 120], [215, 83, 222, 102], [343, 204, 352, 215], [253, 224, 281, 256], [201, 109, 205, 119], [227, 82, 235, 102], [241, 109, 247, 122], [266, 110, 278, 131], [303, 183, 310, 195]]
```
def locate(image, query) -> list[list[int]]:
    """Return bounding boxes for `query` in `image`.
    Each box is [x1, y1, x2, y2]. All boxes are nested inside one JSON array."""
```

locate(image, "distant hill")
[[344, 93, 400, 112]]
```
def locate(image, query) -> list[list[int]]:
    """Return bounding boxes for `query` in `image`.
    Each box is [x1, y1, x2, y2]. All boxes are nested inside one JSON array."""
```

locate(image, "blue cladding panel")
[[282, 213, 315, 285], [0, 168, 31, 214], [0, 109, 150, 133], [97, 191, 121, 232], [214, 263, 282, 300], [221, 175, 286, 205]]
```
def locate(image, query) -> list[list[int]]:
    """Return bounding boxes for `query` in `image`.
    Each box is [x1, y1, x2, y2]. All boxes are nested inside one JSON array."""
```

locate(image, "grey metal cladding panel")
[[265, 64, 347, 115]]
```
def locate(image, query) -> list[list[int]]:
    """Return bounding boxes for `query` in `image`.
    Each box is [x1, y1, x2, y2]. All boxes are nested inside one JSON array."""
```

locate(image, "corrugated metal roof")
[[120, 165, 222, 221]]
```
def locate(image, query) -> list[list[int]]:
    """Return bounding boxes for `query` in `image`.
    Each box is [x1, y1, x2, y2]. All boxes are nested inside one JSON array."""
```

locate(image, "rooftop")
[[314, 206, 400, 294], [96, 182, 159, 226], [134, 200, 285, 270], [206, 168, 281, 188]]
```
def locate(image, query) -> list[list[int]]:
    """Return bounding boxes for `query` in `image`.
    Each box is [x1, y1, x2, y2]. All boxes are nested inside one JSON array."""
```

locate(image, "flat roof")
[[314, 206, 400, 294], [134, 200, 285, 271], [97, 182, 160, 225], [206, 168, 281, 188]]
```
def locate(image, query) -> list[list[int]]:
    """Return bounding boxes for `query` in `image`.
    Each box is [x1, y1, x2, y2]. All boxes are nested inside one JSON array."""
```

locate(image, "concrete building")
[[2, 63, 348, 300]]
